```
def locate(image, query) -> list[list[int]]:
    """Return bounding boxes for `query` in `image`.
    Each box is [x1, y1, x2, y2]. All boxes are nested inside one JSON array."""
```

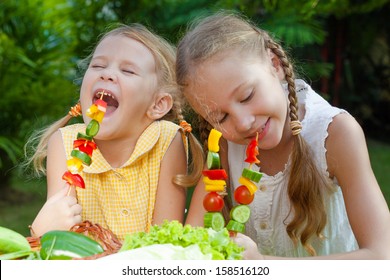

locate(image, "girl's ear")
[[268, 50, 285, 80], [147, 92, 173, 120]]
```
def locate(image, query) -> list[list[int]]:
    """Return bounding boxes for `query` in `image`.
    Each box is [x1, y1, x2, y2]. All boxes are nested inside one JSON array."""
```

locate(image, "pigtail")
[[267, 39, 329, 256], [171, 104, 205, 188], [23, 102, 81, 177], [173, 128, 205, 187]]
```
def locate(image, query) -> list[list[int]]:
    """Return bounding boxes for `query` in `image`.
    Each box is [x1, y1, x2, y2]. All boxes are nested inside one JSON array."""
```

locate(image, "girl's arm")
[[183, 169, 207, 226], [234, 113, 390, 259], [46, 130, 72, 197], [324, 113, 390, 259], [185, 138, 230, 226], [152, 132, 187, 224], [30, 130, 82, 237]]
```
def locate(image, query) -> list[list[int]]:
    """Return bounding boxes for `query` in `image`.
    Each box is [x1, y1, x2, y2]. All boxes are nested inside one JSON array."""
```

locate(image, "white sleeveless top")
[[227, 79, 358, 257]]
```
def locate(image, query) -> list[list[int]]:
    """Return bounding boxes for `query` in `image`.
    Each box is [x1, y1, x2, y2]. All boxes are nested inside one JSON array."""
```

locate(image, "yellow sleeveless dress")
[[60, 120, 183, 241]]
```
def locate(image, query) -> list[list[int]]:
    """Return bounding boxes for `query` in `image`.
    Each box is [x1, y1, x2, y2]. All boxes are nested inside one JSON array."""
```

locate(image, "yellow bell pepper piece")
[[66, 157, 84, 173], [203, 176, 226, 186], [238, 176, 258, 195], [86, 104, 98, 115], [86, 104, 105, 123], [205, 184, 225, 192], [93, 111, 105, 123], [208, 128, 222, 153]]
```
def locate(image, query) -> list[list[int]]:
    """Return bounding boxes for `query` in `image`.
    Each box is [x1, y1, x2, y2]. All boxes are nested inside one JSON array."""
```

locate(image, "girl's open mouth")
[[93, 90, 119, 115]]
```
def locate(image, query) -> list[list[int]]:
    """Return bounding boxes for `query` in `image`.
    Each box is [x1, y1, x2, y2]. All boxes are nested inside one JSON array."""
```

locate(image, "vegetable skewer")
[[63, 92, 107, 195], [202, 129, 263, 235]]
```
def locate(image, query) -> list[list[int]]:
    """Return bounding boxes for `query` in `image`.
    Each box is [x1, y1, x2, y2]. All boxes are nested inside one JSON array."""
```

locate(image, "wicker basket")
[[26, 220, 122, 260]]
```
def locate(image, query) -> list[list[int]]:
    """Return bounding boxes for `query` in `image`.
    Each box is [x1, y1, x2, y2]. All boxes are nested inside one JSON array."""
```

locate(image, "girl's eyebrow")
[[91, 55, 105, 60], [205, 82, 246, 119], [231, 82, 247, 96], [206, 108, 221, 122]]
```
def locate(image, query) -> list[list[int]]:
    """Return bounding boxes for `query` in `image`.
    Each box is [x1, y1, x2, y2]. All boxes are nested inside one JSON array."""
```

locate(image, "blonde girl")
[[25, 23, 204, 241], [177, 12, 390, 259]]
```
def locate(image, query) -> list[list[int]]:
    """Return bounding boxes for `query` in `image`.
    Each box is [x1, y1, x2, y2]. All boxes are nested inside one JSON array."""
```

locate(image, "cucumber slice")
[[226, 220, 245, 233], [71, 149, 92, 166], [77, 132, 93, 141], [207, 151, 221, 169], [242, 168, 263, 183], [86, 119, 100, 137], [230, 205, 251, 223], [204, 212, 225, 231]]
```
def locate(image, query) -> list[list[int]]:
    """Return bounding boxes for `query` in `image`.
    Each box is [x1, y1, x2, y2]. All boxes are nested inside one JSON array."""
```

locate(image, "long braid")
[[197, 115, 212, 153], [267, 37, 329, 256]]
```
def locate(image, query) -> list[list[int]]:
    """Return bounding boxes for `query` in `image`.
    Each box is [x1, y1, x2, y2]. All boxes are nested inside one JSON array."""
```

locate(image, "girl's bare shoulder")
[[325, 113, 368, 177]]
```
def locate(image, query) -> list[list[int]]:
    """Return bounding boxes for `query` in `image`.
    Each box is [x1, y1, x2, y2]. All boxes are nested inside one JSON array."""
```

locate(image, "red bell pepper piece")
[[202, 169, 228, 180], [244, 137, 260, 164], [73, 139, 97, 156], [95, 99, 107, 112], [62, 171, 85, 189]]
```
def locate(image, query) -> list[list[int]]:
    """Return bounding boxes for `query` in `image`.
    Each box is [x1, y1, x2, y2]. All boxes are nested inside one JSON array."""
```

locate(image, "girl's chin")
[[230, 137, 249, 146]]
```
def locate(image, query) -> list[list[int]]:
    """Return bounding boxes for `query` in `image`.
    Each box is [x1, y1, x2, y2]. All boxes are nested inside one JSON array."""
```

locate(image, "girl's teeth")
[[97, 92, 115, 100]]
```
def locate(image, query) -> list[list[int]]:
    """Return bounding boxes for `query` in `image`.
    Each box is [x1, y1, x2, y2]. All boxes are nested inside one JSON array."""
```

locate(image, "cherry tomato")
[[203, 192, 224, 212], [234, 185, 254, 205]]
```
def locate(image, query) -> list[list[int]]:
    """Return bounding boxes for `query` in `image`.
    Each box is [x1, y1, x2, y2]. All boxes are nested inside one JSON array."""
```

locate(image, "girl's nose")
[[100, 69, 116, 82], [234, 113, 255, 133]]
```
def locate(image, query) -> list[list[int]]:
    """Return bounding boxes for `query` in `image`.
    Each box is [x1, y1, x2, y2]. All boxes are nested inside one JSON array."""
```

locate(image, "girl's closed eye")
[[218, 113, 228, 124], [90, 64, 105, 69], [240, 90, 254, 103], [216, 91, 254, 124], [122, 68, 136, 75]]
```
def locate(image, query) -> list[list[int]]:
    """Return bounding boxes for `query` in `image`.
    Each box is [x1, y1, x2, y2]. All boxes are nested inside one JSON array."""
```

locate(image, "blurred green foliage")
[[0, 0, 389, 192]]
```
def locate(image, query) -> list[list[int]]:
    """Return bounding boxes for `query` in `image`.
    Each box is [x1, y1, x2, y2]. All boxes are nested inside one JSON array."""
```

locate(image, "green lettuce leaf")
[[119, 220, 243, 260]]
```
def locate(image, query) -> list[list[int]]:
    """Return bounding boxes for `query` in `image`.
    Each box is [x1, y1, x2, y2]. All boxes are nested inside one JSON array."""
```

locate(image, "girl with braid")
[[177, 12, 390, 259], [26, 23, 204, 241]]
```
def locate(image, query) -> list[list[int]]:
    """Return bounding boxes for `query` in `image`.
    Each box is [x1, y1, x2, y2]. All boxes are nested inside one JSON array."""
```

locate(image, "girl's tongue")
[[104, 96, 119, 115], [94, 92, 119, 116], [105, 104, 118, 115]]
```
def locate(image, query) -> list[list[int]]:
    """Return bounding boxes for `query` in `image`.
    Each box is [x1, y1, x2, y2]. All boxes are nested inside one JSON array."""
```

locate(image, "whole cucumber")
[[40, 230, 104, 260], [0, 226, 31, 254]]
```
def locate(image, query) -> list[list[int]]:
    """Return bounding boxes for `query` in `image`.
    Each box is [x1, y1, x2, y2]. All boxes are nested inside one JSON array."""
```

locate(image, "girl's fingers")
[[62, 195, 77, 207], [73, 214, 82, 224], [48, 185, 69, 200], [71, 203, 82, 215]]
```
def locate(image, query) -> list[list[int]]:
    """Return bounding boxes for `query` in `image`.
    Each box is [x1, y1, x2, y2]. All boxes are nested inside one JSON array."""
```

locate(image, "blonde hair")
[[24, 23, 204, 188], [176, 12, 332, 255]]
